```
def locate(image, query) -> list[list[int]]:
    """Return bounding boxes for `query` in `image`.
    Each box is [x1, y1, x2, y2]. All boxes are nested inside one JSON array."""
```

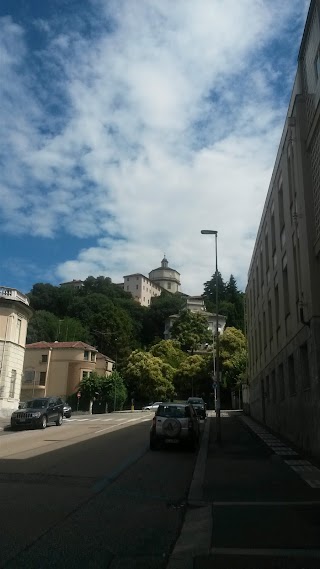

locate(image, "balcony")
[[0, 287, 30, 306]]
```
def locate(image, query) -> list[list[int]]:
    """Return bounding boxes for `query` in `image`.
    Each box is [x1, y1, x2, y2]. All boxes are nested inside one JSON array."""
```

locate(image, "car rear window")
[[188, 399, 203, 404], [157, 405, 190, 418]]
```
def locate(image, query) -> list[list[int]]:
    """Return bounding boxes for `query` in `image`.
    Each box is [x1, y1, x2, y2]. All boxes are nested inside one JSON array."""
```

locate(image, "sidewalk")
[[169, 411, 320, 569]]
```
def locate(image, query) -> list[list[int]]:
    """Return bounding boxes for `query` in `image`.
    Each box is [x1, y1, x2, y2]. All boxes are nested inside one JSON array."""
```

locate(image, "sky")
[[0, 0, 310, 296]]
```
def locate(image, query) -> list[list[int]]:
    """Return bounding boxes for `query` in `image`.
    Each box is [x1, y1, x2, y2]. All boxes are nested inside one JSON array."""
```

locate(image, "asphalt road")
[[0, 412, 200, 568]]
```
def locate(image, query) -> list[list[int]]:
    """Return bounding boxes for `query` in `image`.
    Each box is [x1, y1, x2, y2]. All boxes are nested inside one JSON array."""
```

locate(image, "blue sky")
[[0, 0, 310, 295]]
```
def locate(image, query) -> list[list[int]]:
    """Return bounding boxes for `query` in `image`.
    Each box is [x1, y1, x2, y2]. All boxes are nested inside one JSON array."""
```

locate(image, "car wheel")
[[56, 413, 63, 426], [40, 415, 47, 429]]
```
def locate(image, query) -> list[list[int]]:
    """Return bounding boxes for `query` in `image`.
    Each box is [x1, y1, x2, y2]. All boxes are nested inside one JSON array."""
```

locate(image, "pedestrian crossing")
[[241, 415, 320, 489], [64, 414, 147, 424]]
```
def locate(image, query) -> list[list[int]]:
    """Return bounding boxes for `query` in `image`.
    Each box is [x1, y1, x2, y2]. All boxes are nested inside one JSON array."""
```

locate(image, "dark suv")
[[11, 397, 64, 430], [187, 397, 207, 420]]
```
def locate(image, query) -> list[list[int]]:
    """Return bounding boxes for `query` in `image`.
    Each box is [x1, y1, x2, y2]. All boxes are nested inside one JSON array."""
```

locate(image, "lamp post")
[[201, 229, 221, 443]]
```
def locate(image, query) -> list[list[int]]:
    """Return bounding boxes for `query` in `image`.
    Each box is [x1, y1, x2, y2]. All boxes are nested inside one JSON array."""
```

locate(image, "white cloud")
[[0, 1, 310, 294]]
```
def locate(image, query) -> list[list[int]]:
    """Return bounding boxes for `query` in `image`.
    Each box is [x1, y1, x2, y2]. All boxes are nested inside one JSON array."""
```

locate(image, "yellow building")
[[22, 341, 114, 401]]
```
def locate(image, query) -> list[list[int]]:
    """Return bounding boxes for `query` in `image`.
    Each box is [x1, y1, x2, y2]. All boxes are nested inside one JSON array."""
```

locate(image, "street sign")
[[77, 392, 81, 398]]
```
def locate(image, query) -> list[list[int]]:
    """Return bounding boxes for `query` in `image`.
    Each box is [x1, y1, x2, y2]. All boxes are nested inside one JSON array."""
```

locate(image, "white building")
[[124, 256, 181, 307], [149, 256, 181, 293], [0, 287, 33, 417], [123, 273, 162, 307]]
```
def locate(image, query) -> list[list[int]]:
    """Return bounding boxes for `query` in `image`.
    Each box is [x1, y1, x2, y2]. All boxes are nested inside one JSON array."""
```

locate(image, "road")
[[0, 412, 200, 569]]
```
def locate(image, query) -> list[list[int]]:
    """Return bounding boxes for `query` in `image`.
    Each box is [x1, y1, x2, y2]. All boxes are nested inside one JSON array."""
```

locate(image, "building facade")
[[123, 274, 162, 307], [22, 341, 114, 401], [148, 256, 181, 294], [246, 0, 320, 458], [0, 287, 33, 416]]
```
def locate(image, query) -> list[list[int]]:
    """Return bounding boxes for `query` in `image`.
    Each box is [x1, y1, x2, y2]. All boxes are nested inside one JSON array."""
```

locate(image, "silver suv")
[[150, 403, 200, 451]]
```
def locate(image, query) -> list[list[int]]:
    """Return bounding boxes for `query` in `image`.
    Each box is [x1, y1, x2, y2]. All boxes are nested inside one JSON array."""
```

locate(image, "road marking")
[[209, 547, 320, 558], [210, 501, 320, 506], [94, 416, 150, 433]]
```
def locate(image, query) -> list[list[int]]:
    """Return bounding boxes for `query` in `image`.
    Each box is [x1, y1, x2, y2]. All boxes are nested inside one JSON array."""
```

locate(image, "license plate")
[[165, 438, 179, 444], [19, 418, 26, 423]]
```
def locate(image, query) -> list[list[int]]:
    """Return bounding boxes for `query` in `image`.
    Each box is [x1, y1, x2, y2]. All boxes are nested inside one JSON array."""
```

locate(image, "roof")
[[26, 341, 98, 351], [97, 352, 115, 363]]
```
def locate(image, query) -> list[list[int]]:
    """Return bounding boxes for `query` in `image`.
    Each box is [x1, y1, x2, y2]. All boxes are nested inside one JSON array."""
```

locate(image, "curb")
[[167, 417, 212, 569]]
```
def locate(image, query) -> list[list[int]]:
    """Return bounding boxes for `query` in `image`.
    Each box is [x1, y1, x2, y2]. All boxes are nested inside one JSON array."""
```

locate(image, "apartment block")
[[246, 0, 320, 458], [22, 341, 114, 402]]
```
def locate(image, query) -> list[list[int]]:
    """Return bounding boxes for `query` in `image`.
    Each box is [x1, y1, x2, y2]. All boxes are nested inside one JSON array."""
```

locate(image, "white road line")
[[209, 547, 320, 557]]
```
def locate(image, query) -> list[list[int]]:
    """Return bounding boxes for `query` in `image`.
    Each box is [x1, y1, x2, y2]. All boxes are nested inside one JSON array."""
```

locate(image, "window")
[[282, 256, 290, 317], [167, 282, 171, 290], [39, 372, 46, 386], [265, 375, 270, 399], [9, 370, 17, 398], [314, 48, 320, 81], [300, 343, 310, 389], [91, 352, 95, 362], [41, 354, 48, 363], [275, 282, 280, 327], [265, 232, 269, 270], [278, 183, 284, 230], [127, 277, 129, 281], [263, 311, 267, 348], [271, 369, 276, 402], [288, 354, 296, 395], [82, 371, 90, 380], [268, 299, 273, 342], [23, 370, 35, 383], [136, 285, 138, 290], [84, 351, 89, 361], [279, 363, 285, 400], [271, 209, 276, 253], [16, 318, 22, 344]]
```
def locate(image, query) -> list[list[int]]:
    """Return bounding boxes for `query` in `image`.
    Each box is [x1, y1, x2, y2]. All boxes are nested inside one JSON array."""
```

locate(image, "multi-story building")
[[22, 341, 114, 401], [0, 287, 33, 416], [124, 256, 181, 307], [122, 274, 162, 307], [148, 256, 181, 293], [246, 0, 320, 458], [60, 279, 84, 290]]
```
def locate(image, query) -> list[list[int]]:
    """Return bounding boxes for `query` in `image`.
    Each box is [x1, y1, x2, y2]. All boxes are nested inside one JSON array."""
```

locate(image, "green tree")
[[219, 327, 247, 389], [124, 350, 175, 402], [105, 371, 128, 412], [79, 371, 106, 414], [149, 339, 186, 368], [170, 310, 212, 353], [174, 354, 211, 399], [142, 292, 185, 346], [26, 310, 60, 343], [203, 273, 244, 330]]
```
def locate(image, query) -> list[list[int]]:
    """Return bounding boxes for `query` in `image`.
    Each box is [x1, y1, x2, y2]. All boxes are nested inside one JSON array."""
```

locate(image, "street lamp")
[[201, 229, 221, 443]]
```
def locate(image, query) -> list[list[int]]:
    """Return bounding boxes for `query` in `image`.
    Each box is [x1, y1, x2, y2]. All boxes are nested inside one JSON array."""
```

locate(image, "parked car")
[[142, 401, 162, 411], [187, 397, 207, 420], [150, 403, 200, 451], [63, 402, 72, 418], [11, 397, 64, 430]]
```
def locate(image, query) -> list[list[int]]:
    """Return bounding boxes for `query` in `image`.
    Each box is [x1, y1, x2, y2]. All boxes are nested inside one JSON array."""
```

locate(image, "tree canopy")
[[203, 273, 244, 330], [170, 310, 212, 352]]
